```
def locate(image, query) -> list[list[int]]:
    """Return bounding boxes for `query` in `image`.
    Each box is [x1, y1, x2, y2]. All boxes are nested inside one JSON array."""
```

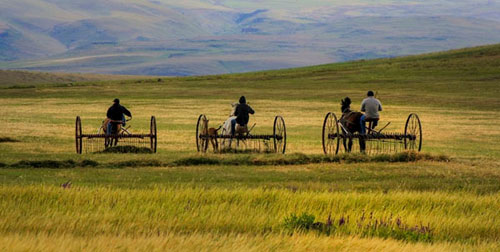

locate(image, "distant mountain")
[[1, 0, 500, 76]]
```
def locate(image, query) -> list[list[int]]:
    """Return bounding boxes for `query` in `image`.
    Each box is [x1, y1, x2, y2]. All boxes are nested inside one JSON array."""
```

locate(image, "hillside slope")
[[0, 70, 147, 86]]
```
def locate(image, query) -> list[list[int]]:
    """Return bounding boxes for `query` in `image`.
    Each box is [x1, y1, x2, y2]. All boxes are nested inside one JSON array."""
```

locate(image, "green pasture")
[[0, 44, 499, 250]]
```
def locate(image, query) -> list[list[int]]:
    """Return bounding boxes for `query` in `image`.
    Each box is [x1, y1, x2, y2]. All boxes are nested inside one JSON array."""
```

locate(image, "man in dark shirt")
[[106, 98, 132, 134], [232, 96, 254, 135]]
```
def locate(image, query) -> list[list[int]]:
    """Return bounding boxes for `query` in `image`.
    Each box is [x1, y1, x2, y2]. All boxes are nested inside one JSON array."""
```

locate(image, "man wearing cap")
[[360, 91, 382, 134], [233, 96, 254, 135], [106, 98, 132, 135]]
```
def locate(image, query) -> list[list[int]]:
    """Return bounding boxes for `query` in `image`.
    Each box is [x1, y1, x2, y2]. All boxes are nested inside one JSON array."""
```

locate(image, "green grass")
[[2, 160, 498, 194], [0, 44, 499, 250]]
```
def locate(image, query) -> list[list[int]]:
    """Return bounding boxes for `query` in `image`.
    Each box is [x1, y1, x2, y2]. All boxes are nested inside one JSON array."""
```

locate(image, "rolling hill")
[[0, 70, 149, 87], [0, 0, 500, 75]]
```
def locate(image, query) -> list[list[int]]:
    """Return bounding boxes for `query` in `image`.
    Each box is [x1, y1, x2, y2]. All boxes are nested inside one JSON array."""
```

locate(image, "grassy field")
[[0, 44, 499, 251]]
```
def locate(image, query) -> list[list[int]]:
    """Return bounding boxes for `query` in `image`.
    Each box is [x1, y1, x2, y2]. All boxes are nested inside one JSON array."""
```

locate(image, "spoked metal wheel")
[[150, 116, 157, 153], [75, 116, 83, 154], [273, 116, 286, 154], [322, 112, 340, 155], [196, 114, 209, 153], [404, 113, 422, 151]]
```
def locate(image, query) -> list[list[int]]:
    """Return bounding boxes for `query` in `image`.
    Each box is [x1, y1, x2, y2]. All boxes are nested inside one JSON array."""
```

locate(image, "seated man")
[[106, 98, 132, 135], [360, 90, 382, 134], [233, 96, 254, 135]]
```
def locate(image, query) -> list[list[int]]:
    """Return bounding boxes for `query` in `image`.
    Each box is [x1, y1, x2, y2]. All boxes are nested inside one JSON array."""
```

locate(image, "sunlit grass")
[[1, 185, 499, 243], [3, 232, 498, 252], [0, 44, 499, 249]]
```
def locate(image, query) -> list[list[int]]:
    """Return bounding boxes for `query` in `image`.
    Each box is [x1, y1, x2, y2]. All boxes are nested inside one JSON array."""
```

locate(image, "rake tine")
[[247, 123, 256, 135], [375, 122, 391, 134]]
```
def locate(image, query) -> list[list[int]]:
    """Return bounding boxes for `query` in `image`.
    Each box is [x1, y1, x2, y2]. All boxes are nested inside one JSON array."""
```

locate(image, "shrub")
[[282, 212, 433, 243], [173, 157, 221, 166], [81, 160, 99, 167], [9, 159, 99, 169], [99, 146, 153, 154], [0, 137, 20, 143], [115, 159, 163, 168], [283, 213, 316, 232]]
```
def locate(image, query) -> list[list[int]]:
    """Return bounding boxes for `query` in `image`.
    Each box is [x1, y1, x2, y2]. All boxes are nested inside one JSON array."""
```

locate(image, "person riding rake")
[[104, 98, 132, 147], [360, 90, 383, 134], [339, 91, 383, 152], [232, 96, 255, 136]]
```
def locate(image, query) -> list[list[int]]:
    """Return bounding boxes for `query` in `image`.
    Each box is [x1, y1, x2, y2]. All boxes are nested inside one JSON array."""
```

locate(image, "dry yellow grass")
[[1, 185, 499, 244], [2, 232, 498, 252], [0, 97, 498, 162], [1, 45, 500, 250]]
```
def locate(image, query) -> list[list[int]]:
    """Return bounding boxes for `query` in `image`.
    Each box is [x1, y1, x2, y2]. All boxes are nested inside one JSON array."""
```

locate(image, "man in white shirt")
[[360, 91, 382, 134]]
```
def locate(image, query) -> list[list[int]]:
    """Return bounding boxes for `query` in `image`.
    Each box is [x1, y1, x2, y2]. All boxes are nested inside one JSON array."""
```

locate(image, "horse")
[[101, 117, 130, 148], [207, 124, 222, 152], [339, 97, 366, 152]]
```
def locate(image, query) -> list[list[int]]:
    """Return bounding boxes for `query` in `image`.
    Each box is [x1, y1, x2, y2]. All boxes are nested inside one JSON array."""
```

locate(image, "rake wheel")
[[404, 113, 422, 151], [322, 112, 340, 155], [196, 114, 209, 152], [75, 116, 82, 154], [273, 115, 286, 154]]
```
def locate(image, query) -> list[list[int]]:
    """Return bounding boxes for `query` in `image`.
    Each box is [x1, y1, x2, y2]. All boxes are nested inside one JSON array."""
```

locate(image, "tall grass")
[[1, 185, 499, 244], [3, 232, 498, 252]]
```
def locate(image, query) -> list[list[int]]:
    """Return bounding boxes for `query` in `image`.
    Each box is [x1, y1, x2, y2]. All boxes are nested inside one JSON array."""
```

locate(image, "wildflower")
[[339, 216, 345, 226], [327, 214, 332, 226], [61, 180, 71, 189]]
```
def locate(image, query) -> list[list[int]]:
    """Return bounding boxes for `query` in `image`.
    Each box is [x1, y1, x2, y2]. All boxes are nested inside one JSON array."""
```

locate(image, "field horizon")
[[1, 44, 499, 251]]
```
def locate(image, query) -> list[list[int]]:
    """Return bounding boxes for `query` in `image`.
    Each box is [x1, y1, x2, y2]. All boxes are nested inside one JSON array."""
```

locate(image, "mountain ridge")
[[1, 0, 500, 75]]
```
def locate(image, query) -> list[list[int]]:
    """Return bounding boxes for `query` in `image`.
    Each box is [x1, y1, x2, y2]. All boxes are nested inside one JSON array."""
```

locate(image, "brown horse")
[[102, 118, 124, 147], [339, 97, 366, 152]]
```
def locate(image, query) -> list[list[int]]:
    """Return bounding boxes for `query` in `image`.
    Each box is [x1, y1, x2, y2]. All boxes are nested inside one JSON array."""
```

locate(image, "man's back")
[[361, 97, 382, 119], [235, 103, 254, 126], [107, 104, 131, 121]]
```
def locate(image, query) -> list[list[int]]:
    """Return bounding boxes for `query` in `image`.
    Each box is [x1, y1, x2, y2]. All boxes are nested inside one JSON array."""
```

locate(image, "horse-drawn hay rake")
[[75, 116, 157, 154], [196, 114, 287, 154], [322, 113, 422, 155]]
